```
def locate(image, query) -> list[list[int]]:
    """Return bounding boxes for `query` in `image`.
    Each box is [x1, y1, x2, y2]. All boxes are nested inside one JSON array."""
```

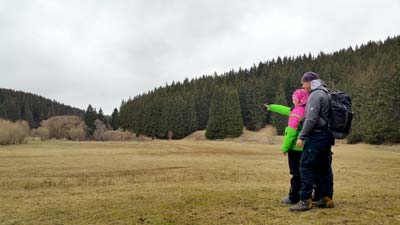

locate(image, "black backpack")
[[322, 90, 353, 139]]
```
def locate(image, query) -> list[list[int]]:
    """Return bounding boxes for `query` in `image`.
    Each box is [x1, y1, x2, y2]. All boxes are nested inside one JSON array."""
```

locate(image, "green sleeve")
[[268, 104, 290, 116], [282, 126, 300, 152]]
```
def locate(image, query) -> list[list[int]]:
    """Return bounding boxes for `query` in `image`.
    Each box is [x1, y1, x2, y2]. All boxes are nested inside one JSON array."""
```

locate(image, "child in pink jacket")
[[265, 89, 309, 204]]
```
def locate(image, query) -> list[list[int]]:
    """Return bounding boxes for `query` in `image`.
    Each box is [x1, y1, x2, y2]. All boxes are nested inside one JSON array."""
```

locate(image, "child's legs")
[[288, 150, 302, 201]]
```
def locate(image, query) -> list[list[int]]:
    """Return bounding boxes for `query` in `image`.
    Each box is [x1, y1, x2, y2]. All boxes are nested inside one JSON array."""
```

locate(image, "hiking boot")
[[289, 199, 313, 212], [314, 196, 334, 208], [281, 196, 297, 205], [312, 196, 321, 205]]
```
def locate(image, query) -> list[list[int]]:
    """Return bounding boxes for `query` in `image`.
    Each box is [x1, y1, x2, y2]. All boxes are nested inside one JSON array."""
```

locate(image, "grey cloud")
[[1, 0, 399, 114]]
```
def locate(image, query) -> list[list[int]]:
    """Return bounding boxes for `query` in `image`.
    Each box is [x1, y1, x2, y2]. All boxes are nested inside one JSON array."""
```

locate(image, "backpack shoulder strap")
[[314, 88, 332, 129]]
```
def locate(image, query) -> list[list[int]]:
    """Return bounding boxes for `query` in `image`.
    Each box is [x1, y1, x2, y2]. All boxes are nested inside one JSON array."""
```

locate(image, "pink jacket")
[[288, 106, 306, 129]]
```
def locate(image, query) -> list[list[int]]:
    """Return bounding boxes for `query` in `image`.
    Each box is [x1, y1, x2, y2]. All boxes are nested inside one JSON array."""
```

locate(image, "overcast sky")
[[1, 0, 399, 114]]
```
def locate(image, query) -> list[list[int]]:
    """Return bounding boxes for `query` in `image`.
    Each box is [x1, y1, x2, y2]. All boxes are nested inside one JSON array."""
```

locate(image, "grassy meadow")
[[0, 140, 399, 225]]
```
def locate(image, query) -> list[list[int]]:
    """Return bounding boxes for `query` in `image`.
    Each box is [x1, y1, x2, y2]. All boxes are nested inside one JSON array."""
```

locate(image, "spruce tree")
[[111, 108, 120, 130], [224, 87, 244, 137], [206, 87, 225, 139], [97, 108, 106, 124], [6, 99, 20, 121], [84, 105, 97, 137], [23, 103, 34, 127], [270, 85, 288, 135], [159, 95, 174, 138], [170, 94, 187, 139], [0, 104, 6, 118], [240, 81, 265, 131], [186, 95, 198, 135], [206, 86, 243, 139], [194, 85, 212, 130]]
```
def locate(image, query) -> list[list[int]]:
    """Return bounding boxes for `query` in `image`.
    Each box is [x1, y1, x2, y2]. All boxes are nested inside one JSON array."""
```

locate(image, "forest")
[[0, 88, 84, 128], [1, 37, 399, 144], [119, 36, 400, 144]]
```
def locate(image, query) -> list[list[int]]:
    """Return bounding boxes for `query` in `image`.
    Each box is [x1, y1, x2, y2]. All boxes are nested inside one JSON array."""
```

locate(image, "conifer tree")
[[111, 108, 120, 130], [0, 104, 6, 118], [97, 108, 107, 124], [186, 95, 198, 134], [206, 86, 243, 139], [193, 85, 212, 130], [84, 105, 97, 137], [270, 85, 288, 135], [240, 81, 265, 131], [23, 103, 34, 127], [206, 87, 226, 139], [225, 87, 244, 137], [6, 99, 20, 121]]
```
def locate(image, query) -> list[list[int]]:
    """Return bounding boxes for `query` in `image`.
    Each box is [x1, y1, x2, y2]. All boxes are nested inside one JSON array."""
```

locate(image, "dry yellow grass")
[[0, 140, 399, 225], [185, 126, 283, 144]]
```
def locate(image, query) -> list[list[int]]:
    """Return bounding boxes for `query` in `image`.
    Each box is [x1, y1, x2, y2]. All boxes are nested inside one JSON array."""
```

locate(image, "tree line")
[[83, 105, 121, 136], [119, 36, 400, 144], [0, 88, 123, 141], [0, 88, 84, 128]]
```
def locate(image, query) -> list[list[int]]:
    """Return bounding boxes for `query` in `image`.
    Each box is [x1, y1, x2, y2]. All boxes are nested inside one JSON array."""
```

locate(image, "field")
[[0, 140, 399, 225]]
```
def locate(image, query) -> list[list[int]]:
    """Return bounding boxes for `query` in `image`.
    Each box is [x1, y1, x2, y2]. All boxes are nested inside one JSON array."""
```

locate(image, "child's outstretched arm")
[[265, 104, 290, 116]]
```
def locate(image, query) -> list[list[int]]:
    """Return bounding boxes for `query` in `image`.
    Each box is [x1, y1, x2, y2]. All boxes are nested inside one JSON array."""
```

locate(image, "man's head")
[[301, 72, 319, 92]]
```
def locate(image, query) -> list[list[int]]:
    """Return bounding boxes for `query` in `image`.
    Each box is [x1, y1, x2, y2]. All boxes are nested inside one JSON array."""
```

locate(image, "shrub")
[[93, 119, 106, 141], [102, 129, 133, 141], [30, 127, 50, 140], [68, 126, 86, 141], [40, 116, 87, 141], [0, 119, 30, 145]]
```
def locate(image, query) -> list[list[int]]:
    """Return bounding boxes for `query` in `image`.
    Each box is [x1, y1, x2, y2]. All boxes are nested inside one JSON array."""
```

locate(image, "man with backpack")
[[290, 72, 335, 212]]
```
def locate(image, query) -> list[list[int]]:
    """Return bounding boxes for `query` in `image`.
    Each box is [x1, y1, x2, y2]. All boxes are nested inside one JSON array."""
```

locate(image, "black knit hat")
[[301, 72, 319, 82]]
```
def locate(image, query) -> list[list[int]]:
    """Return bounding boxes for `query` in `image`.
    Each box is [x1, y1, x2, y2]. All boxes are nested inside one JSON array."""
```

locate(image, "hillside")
[[120, 36, 400, 144], [0, 88, 84, 128]]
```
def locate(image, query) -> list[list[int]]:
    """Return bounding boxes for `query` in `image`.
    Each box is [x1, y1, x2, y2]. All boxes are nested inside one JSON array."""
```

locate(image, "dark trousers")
[[288, 150, 302, 202], [299, 131, 334, 200], [312, 150, 333, 200]]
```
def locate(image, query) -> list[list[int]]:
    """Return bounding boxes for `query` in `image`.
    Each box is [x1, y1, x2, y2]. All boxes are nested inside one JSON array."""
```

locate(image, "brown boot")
[[289, 199, 313, 212], [314, 196, 334, 208]]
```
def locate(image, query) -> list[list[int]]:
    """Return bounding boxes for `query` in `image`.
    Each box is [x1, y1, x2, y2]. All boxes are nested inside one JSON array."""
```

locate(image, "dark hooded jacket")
[[298, 79, 330, 140]]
